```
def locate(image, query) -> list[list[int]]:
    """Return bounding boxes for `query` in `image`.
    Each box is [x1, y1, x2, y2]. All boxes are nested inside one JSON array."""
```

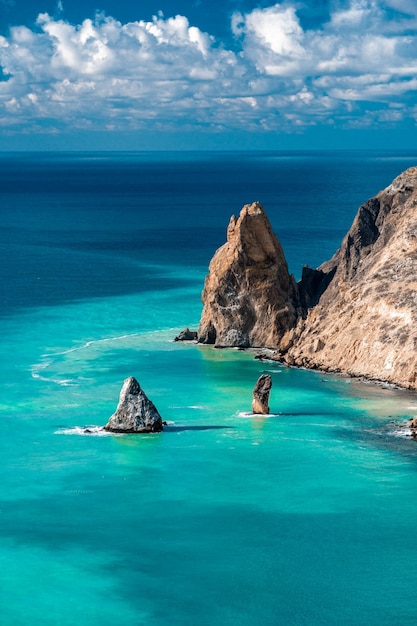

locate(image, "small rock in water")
[[104, 376, 163, 433], [408, 416, 417, 438], [252, 374, 272, 415], [174, 328, 198, 342]]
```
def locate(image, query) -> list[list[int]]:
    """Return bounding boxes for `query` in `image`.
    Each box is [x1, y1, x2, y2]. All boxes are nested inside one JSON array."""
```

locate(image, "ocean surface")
[[2, 150, 417, 625]]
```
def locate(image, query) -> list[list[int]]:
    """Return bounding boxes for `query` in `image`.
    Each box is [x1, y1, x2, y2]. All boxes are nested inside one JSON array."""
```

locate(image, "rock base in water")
[[252, 374, 272, 414], [408, 417, 417, 438], [104, 376, 163, 433], [196, 168, 417, 392], [174, 328, 198, 342], [198, 201, 299, 349]]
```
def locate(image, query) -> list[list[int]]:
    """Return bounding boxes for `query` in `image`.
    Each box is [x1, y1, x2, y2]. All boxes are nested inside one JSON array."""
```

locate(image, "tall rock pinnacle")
[[198, 202, 299, 349]]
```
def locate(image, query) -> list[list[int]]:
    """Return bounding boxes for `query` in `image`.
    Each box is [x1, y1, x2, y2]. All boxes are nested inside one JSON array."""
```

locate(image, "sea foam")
[[55, 426, 116, 436]]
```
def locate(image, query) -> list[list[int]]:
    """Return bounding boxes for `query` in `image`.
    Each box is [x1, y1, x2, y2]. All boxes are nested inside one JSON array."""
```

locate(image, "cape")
[[198, 167, 417, 390]]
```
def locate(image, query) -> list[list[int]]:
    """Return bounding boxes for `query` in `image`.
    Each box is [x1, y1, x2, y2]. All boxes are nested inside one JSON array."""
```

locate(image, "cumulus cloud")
[[0, 1, 416, 135]]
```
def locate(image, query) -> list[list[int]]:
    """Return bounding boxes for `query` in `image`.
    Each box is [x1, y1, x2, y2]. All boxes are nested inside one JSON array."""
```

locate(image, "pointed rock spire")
[[104, 376, 163, 433], [198, 202, 299, 349]]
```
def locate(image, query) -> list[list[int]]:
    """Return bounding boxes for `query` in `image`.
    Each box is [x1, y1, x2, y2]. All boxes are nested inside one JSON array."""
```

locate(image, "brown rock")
[[286, 166, 417, 390], [198, 202, 299, 349], [197, 167, 417, 390], [252, 374, 272, 414]]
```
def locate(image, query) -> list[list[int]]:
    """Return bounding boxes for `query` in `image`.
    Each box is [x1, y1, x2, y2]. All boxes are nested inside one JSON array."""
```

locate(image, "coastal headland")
[[197, 167, 417, 391]]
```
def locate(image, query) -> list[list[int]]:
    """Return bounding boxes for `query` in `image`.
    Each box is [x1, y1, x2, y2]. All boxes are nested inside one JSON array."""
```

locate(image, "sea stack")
[[198, 202, 299, 349], [252, 374, 272, 414], [104, 376, 163, 433]]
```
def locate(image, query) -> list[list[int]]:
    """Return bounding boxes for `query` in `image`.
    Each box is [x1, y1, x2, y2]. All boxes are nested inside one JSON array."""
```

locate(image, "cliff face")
[[198, 167, 417, 390], [287, 166, 417, 389], [198, 201, 299, 349]]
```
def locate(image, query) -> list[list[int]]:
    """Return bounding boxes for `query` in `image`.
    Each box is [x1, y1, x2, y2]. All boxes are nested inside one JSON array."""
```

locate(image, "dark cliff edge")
[[196, 167, 417, 391]]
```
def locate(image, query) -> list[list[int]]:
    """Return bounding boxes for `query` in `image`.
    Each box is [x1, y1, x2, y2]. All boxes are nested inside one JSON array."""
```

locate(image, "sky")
[[0, 0, 416, 150]]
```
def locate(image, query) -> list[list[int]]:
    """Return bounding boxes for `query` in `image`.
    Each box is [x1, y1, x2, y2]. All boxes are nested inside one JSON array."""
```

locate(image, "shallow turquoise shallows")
[[2, 151, 417, 625]]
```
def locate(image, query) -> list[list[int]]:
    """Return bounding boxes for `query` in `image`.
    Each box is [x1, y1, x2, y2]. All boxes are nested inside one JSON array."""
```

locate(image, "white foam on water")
[[31, 332, 141, 386], [237, 411, 277, 418], [30, 328, 180, 387], [55, 426, 118, 437], [390, 426, 413, 439], [32, 370, 79, 387], [44, 333, 140, 358], [168, 405, 208, 410]]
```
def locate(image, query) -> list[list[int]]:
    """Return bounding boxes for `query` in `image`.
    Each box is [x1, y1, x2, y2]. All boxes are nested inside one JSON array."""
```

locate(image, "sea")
[[2, 150, 417, 626]]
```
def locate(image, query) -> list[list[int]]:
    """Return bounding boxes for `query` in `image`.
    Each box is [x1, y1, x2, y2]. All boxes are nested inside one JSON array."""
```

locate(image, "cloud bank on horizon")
[[0, 0, 416, 140]]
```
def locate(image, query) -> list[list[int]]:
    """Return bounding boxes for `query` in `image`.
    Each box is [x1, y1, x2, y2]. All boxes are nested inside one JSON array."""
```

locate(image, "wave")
[[31, 328, 184, 387], [55, 426, 116, 436], [31, 332, 142, 387], [168, 405, 208, 410], [31, 366, 79, 387], [389, 425, 414, 439], [43, 332, 140, 359]]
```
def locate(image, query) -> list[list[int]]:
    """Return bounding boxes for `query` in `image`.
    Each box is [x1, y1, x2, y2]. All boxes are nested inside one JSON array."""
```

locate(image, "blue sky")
[[0, 0, 416, 150]]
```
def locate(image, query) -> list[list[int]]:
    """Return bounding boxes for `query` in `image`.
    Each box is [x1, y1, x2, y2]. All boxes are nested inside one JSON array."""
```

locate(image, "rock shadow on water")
[[55, 424, 234, 436], [162, 424, 234, 433]]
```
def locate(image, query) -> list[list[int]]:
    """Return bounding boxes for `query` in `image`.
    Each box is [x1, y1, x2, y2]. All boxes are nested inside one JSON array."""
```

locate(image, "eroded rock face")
[[198, 202, 299, 349], [252, 374, 272, 414], [286, 166, 417, 390], [198, 167, 417, 391], [104, 376, 163, 433]]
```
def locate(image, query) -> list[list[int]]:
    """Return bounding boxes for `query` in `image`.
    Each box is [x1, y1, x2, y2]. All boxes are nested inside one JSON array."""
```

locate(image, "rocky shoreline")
[[192, 167, 417, 392], [99, 167, 417, 436]]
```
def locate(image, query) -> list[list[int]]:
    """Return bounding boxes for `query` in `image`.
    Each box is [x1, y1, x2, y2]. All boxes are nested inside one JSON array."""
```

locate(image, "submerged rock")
[[252, 374, 272, 415], [198, 202, 299, 349], [104, 376, 163, 433]]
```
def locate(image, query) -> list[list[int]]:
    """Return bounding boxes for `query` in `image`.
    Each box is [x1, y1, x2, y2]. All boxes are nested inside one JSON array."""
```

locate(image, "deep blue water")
[[2, 150, 417, 625]]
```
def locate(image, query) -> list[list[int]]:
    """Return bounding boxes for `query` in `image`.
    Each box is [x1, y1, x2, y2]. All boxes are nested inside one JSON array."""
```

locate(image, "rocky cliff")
[[286, 166, 417, 389], [198, 167, 417, 390]]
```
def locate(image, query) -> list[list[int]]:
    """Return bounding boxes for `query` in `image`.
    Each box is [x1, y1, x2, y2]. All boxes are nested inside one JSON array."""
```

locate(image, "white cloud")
[[329, 1, 380, 30], [242, 5, 304, 56], [0, 2, 416, 135]]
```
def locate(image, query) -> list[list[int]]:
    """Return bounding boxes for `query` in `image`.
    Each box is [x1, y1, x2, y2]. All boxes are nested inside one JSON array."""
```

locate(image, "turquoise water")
[[2, 151, 417, 625]]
